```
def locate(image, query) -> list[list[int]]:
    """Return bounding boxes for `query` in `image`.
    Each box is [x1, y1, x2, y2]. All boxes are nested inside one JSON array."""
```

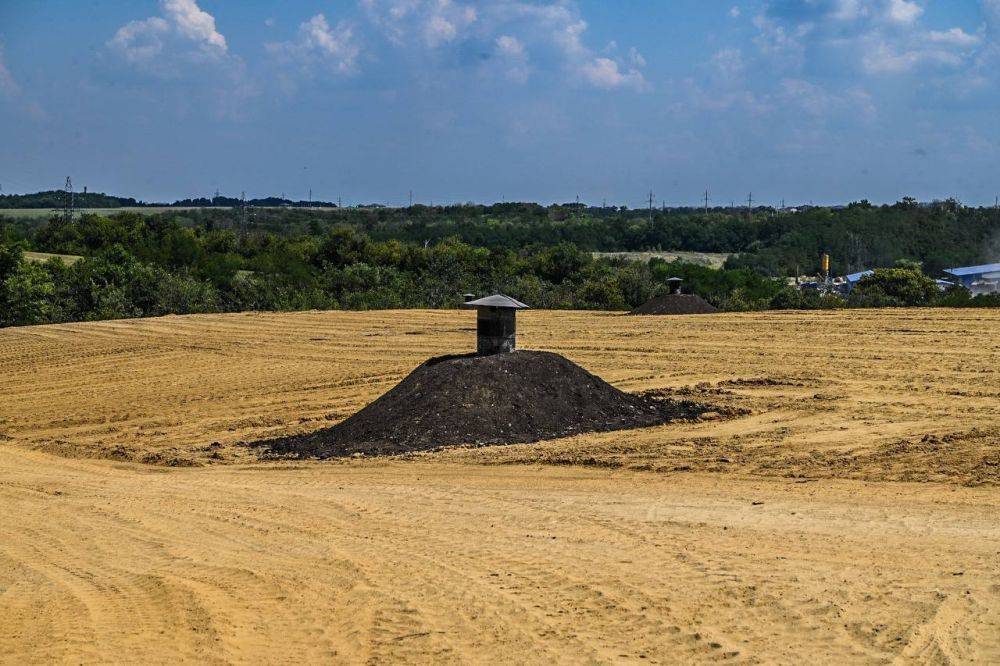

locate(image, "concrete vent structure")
[[463, 294, 529, 355]]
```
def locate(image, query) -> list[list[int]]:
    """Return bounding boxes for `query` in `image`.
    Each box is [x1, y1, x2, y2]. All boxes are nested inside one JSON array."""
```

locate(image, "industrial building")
[[943, 263, 1000, 296]]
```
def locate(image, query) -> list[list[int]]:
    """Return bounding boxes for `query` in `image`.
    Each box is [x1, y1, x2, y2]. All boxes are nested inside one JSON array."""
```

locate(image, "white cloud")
[[927, 27, 981, 47], [108, 17, 171, 63], [496, 34, 525, 57], [162, 0, 226, 51], [267, 14, 361, 75], [754, 0, 984, 79], [779, 78, 875, 120], [580, 57, 644, 90], [832, 0, 867, 21], [495, 34, 529, 82], [711, 48, 744, 79], [729, 6, 741, 19], [886, 0, 922, 25], [862, 40, 961, 74], [361, 0, 477, 48], [628, 47, 646, 68], [360, 0, 646, 90], [107, 0, 228, 65], [0, 44, 20, 98], [493, 2, 646, 90]]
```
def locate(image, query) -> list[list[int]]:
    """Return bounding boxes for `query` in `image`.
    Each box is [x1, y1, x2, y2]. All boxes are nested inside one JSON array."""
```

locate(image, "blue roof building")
[[942, 263, 1000, 295], [840, 270, 875, 293]]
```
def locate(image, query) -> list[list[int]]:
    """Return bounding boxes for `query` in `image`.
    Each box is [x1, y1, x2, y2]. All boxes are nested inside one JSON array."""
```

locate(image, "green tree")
[[848, 267, 938, 307], [1, 261, 56, 326]]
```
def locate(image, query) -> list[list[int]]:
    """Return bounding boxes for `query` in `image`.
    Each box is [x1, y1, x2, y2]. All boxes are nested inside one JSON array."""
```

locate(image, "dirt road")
[[2, 448, 998, 664], [1, 309, 999, 662]]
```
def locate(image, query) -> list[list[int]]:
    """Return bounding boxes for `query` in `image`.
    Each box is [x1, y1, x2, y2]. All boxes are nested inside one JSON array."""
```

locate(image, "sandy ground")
[[1, 309, 999, 663]]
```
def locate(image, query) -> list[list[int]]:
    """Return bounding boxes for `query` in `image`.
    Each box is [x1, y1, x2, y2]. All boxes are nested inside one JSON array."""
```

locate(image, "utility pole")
[[703, 189, 709, 215], [338, 196, 342, 208], [409, 190, 413, 207], [747, 192, 754, 223], [308, 188, 312, 205], [63, 176, 75, 223], [648, 190, 655, 225], [239, 191, 247, 243]]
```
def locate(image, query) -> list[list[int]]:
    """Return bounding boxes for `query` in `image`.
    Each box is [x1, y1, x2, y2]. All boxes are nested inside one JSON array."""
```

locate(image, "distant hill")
[[0, 190, 145, 209], [0, 190, 338, 209]]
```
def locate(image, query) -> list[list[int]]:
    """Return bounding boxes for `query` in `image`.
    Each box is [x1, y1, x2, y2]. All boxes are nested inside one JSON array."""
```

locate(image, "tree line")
[[4, 194, 999, 279], [0, 212, 784, 327], [1, 201, 997, 328]]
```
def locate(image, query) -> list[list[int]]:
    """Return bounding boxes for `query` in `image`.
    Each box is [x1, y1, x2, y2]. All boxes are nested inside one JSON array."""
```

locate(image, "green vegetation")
[[0, 212, 783, 327], [0, 195, 997, 328]]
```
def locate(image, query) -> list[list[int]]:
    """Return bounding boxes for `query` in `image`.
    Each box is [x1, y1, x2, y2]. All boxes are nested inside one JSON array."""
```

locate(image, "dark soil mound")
[[630, 293, 719, 315], [249, 350, 707, 459]]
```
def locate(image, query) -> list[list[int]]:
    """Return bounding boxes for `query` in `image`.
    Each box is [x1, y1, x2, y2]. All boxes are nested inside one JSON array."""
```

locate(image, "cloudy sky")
[[1, 0, 998, 206]]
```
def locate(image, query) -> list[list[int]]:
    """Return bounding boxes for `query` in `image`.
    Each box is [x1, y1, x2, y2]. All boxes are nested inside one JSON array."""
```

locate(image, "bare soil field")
[[592, 250, 732, 268], [1, 309, 999, 663]]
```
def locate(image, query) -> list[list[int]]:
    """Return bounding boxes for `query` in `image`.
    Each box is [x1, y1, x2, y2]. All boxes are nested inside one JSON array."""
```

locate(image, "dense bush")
[[848, 267, 939, 308]]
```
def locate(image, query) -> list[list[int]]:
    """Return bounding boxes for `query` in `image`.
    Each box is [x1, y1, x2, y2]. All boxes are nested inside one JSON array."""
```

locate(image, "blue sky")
[[1, 0, 998, 206]]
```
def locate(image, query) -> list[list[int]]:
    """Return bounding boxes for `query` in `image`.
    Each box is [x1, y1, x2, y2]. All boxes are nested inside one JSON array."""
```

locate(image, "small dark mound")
[[630, 293, 719, 315], [249, 350, 707, 459]]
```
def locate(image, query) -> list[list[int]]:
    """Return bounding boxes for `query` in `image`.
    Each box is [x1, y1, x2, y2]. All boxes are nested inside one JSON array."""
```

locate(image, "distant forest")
[[0, 194, 998, 327], [0, 190, 339, 209]]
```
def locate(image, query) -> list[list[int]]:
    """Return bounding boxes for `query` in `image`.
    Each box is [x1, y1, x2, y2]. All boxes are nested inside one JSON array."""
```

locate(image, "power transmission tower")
[[703, 189, 709, 214], [239, 191, 248, 243], [338, 196, 342, 208], [63, 176, 75, 222], [308, 188, 312, 205], [648, 190, 655, 224], [409, 190, 413, 207], [747, 192, 754, 223]]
